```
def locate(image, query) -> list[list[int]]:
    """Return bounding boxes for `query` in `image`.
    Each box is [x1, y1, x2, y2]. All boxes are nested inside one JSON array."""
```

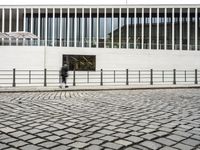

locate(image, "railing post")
[[100, 69, 103, 86], [29, 70, 31, 84], [114, 70, 115, 83], [185, 70, 187, 82], [195, 69, 198, 84], [173, 69, 176, 85], [73, 69, 76, 86], [139, 70, 141, 83], [162, 70, 164, 82], [44, 68, 47, 87], [150, 69, 153, 85], [12, 68, 16, 87], [87, 71, 89, 83], [126, 69, 129, 85]]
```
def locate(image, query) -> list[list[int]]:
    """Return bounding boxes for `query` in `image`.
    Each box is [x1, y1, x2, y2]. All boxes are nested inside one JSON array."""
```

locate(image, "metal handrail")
[[0, 69, 199, 87]]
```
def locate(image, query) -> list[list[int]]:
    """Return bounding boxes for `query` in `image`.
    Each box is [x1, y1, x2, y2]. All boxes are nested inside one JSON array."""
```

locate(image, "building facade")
[[0, 4, 200, 70]]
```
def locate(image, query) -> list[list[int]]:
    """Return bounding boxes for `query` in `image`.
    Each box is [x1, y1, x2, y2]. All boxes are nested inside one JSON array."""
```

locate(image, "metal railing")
[[0, 69, 199, 87]]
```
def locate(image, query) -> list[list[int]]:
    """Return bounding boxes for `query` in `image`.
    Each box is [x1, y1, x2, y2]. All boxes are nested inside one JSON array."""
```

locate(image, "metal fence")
[[0, 69, 199, 87]]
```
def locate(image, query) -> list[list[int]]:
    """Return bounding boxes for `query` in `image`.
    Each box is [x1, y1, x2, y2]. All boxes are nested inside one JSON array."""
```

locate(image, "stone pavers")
[[0, 89, 200, 149]]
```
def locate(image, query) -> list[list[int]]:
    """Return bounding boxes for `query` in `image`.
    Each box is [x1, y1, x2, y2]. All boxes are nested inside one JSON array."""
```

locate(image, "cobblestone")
[[0, 89, 200, 149]]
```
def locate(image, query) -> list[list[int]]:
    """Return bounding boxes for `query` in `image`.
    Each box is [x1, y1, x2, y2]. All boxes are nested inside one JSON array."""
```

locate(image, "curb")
[[0, 85, 200, 93]]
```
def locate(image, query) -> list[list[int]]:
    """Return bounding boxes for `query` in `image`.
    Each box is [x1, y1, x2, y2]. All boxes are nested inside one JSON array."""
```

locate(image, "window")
[[63, 55, 96, 71]]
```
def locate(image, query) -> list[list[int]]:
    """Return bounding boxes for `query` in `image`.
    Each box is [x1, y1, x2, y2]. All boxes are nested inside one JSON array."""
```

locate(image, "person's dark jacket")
[[61, 65, 69, 77]]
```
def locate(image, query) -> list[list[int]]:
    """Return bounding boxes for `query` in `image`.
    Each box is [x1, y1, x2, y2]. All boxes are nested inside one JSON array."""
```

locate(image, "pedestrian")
[[60, 63, 69, 88]]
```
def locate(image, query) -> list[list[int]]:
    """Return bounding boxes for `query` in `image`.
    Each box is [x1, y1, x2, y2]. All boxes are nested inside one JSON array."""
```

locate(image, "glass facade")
[[0, 6, 200, 50]]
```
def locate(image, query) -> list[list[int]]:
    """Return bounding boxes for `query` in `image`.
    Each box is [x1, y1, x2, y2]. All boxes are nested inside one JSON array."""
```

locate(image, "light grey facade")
[[0, 5, 200, 71]]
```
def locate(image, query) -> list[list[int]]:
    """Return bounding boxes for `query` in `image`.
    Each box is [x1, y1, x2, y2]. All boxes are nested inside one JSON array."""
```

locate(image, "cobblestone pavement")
[[0, 89, 200, 150]]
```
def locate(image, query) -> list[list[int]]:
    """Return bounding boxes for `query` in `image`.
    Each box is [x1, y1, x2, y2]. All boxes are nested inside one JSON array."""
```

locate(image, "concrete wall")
[[0, 46, 200, 70]]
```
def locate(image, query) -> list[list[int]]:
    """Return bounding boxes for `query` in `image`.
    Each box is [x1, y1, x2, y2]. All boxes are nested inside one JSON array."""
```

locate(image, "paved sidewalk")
[[0, 84, 200, 92], [0, 89, 200, 150]]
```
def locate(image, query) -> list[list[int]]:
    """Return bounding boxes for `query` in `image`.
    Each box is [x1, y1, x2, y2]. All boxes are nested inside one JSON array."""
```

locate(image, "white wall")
[[0, 46, 200, 70], [0, 46, 44, 70]]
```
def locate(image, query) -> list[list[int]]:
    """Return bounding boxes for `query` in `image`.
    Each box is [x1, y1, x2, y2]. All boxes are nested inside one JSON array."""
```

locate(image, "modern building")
[[0, 4, 200, 70]]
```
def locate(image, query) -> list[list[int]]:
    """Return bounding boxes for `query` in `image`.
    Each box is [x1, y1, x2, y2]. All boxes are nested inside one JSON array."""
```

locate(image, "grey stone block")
[[140, 141, 162, 150], [102, 142, 123, 150]]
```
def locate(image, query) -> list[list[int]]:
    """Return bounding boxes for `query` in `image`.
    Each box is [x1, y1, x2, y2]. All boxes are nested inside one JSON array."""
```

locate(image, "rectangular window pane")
[[174, 8, 180, 50], [69, 8, 75, 47], [76, 8, 82, 47], [113, 8, 119, 48], [62, 8, 68, 47], [198, 8, 200, 50], [0, 9, 2, 45], [144, 8, 149, 49], [121, 8, 127, 48], [159, 8, 164, 50], [47, 9, 53, 46], [63, 55, 96, 71], [182, 8, 188, 50], [151, 8, 157, 49], [91, 8, 97, 48], [190, 8, 195, 50], [54, 9, 60, 47], [167, 8, 172, 50], [84, 8, 89, 47], [99, 8, 104, 48], [33, 9, 38, 46], [129, 8, 134, 48], [106, 8, 112, 48], [40, 9, 45, 46], [136, 8, 142, 49]]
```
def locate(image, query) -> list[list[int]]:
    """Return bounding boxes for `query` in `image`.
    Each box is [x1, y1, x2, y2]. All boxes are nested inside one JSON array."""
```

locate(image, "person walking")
[[60, 63, 69, 88]]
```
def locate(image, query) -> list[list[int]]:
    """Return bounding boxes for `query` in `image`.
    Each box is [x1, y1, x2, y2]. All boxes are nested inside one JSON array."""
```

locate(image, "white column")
[[52, 8, 55, 47], [164, 8, 167, 50], [82, 8, 84, 48], [149, 8, 152, 50], [60, 8, 62, 47], [97, 8, 99, 48], [157, 8, 159, 50], [31, 8, 33, 33], [45, 8, 47, 46], [172, 8, 175, 50], [126, 8, 129, 49], [38, 9, 40, 46], [111, 8, 114, 48], [104, 8, 106, 48], [9, 8, 12, 45], [2, 8, 4, 45], [31, 8, 33, 46], [89, 8, 91, 48], [187, 8, 190, 50], [74, 8, 77, 47], [141, 8, 144, 49], [134, 8, 136, 49], [119, 8, 121, 49], [2, 9, 4, 33], [23, 9, 26, 32], [67, 8, 69, 47], [195, 8, 198, 50], [180, 8, 182, 50]]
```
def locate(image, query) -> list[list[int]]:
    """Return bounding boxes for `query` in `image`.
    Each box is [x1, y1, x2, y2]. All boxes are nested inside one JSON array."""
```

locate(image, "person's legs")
[[60, 76, 66, 88], [65, 77, 68, 88], [62, 76, 66, 84]]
